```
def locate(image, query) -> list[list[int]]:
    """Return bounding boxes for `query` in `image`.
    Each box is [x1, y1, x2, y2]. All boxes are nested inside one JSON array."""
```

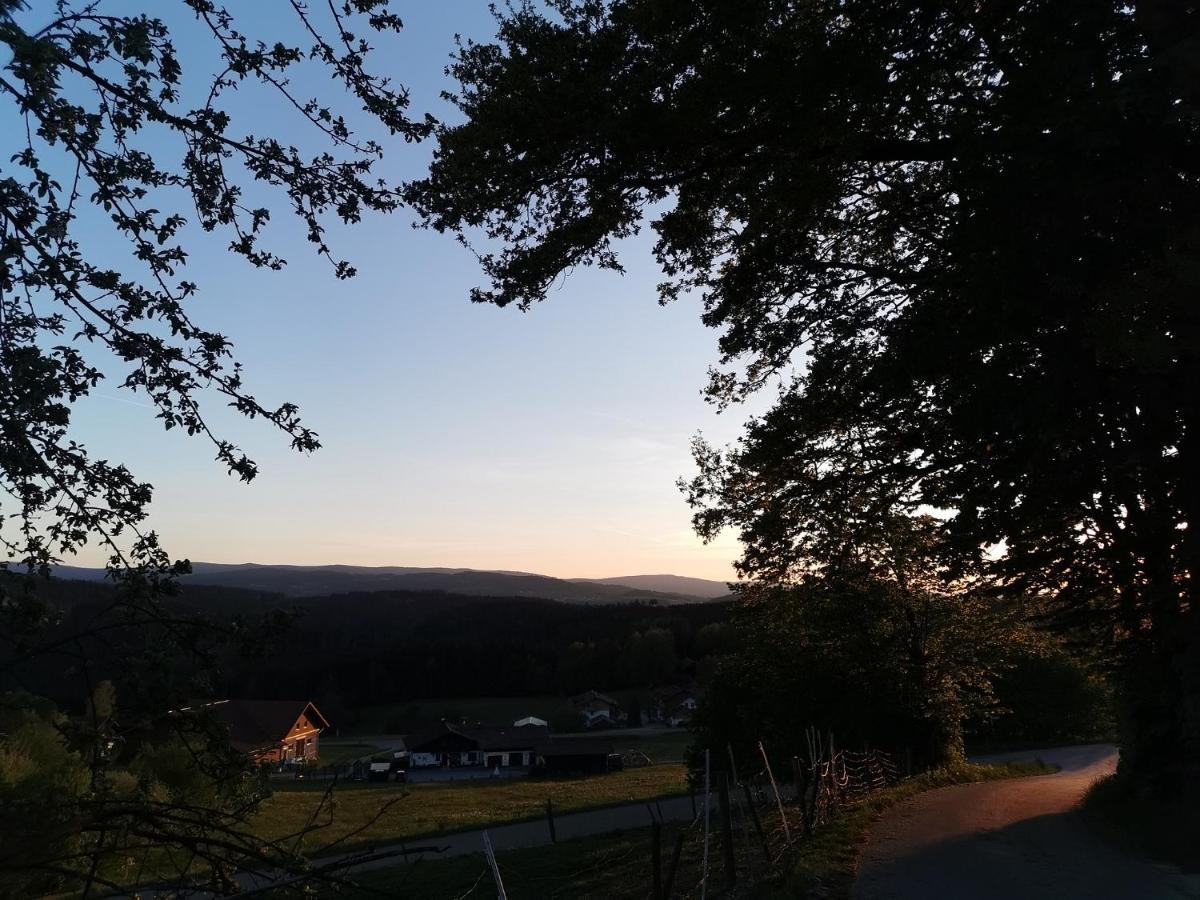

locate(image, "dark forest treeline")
[[4, 575, 732, 725], [6, 575, 1107, 747], [219, 590, 734, 724]]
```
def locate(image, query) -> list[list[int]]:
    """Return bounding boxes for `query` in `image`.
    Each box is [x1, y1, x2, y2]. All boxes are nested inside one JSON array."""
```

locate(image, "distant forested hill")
[[48, 562, 727, 604], [572, 574, 732, 598]]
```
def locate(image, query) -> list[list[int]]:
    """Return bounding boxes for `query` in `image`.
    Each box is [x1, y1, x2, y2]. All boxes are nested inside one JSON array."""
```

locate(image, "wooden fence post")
[[758, 740, 791, 843], [701, 748, 712, 900], [792, 755, 811, 838], [481, 831, 507, 900], [742, 779, 772, 865], [663, 830, 685, 899], [651, 818, 663, 900], [719, 772, 737, 887], [726, 743, 741, 786]]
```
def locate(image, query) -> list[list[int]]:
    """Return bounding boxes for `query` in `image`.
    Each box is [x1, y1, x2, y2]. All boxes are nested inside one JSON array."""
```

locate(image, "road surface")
[[234, 791, 699, 892], [853, 744, 1199, 900]]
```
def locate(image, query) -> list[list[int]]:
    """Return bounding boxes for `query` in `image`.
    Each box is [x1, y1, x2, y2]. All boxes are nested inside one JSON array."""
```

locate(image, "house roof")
[[194, 700, 328, 754], [406, 721, 550, 753], [570, 690, 621, 708], [654, 685, 701, 706]]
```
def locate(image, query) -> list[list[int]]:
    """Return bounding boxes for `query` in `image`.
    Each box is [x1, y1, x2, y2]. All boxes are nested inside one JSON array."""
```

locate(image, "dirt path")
[[853, 745, 1199, 900]]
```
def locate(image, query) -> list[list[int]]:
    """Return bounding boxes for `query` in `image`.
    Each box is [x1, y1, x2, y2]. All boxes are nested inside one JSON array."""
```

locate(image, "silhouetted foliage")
[[0, 0, 426, 892], [692, 517, 1021, 769], [410, 0, 1200, 787]]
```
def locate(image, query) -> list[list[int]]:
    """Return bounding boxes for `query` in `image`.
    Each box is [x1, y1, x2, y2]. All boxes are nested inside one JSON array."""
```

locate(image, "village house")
[[184, 699, 329, 765], [651, 686, 702, 727], [405, 721, 549, 768], [570, 690, 626, 729]]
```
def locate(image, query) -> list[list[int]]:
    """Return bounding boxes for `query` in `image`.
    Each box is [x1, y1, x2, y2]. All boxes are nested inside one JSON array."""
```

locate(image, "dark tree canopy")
[[1, 0, 429, 575], [410, 1, 1200, 783], [0, 1, 428, 892]]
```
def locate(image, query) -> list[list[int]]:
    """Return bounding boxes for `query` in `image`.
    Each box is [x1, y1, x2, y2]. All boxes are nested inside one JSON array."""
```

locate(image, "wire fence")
[[355, 728, 902, 899]]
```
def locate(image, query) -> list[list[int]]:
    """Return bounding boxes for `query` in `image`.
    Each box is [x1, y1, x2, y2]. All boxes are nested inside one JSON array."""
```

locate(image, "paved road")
[[234, 791, 700, 892], [853, 744, 1199, 900], [353, 792, 697, 871]]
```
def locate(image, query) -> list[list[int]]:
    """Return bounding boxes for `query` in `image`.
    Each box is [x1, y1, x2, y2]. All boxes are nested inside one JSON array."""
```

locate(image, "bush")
[[1082, 774, 1200, 871], [969, 647, 1114, 749]]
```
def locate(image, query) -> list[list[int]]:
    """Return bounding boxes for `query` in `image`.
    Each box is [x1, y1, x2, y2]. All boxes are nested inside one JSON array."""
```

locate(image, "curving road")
[[853, 744, 1199, 900]]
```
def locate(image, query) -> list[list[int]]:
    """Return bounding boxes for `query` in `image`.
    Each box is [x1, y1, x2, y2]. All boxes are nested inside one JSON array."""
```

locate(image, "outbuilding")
[[406, 721, 549, 768], [532, 738, 621, 776]]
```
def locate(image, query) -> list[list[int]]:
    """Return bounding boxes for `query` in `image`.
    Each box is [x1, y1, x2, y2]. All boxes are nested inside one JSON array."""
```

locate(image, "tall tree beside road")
[[409, 1, 1200, 786]]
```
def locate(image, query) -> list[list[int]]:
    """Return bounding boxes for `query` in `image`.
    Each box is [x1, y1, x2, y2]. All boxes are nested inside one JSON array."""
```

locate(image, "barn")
[[406, 721, 549, 768], [532, 738, 621, 776]]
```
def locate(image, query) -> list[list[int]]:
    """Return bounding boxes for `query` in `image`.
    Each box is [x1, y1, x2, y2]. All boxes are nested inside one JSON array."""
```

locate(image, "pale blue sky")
[[19, 2, 755, 580]]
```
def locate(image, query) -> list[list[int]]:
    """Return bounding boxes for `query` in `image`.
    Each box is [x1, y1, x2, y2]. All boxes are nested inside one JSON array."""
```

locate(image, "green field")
[[338, 828, 673, 899], [611, 730, 692, 763], [256, 763, 688, 854]]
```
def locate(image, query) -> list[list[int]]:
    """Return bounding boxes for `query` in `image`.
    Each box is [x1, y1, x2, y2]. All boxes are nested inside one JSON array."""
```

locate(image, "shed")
[[533, 738, 621, 776]]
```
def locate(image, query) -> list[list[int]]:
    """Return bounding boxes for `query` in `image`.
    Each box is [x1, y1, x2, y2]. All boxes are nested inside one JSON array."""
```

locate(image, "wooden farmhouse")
[[199, 699, 329, 764]]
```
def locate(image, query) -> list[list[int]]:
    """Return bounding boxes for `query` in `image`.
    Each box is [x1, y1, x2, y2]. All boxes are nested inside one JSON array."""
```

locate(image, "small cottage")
[[570, 690, 626, 729], [652, 686, 701, 727]]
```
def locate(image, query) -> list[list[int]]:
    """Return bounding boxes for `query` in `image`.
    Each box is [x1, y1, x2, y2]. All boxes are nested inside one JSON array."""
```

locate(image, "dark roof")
[[654, 685, 702, 706], [570, 690, 621, 708], [193, 700, 328, 754], [536, 738, 615, 757], [470, 724, 549, 750], [406, 721, 549, 752]]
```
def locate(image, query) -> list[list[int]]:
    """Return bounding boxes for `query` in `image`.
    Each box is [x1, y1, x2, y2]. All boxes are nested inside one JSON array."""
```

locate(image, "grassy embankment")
[[767, 759, 1055, 897], [339, 759, 1054, 899], [1081, 775, 1200, 873], [255, 762, 688, 854]]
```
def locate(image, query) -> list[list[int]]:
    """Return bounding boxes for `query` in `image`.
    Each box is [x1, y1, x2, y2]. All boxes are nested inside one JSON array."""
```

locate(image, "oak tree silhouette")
[[409, 2, 1200, 789]]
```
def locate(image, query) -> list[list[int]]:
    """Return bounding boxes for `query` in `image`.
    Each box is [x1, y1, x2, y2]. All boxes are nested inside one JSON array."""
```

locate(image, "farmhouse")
[[652, 686, 701, 727], [570, 690, 626, 729], [193, 699, 329, 764], [406, 721, 549, 768]]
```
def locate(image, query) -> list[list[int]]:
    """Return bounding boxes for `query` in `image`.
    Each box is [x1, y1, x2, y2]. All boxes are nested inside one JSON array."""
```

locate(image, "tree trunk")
[[1119, 607, 1200, 793]]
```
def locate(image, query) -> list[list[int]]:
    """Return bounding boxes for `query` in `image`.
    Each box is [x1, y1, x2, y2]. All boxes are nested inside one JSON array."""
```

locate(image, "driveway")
[[853, 744, 1199, 900]]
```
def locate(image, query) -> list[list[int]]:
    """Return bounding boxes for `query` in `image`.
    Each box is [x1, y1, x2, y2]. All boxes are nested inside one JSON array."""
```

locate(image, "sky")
[[19, 2, 758, 582]]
